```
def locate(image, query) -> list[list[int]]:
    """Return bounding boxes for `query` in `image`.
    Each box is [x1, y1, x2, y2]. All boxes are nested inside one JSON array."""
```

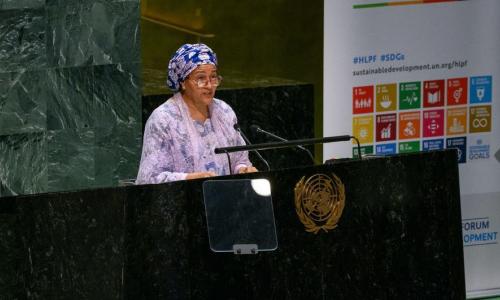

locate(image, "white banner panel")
[[462, 192, 500, 298], [324, 0, 500, 298]]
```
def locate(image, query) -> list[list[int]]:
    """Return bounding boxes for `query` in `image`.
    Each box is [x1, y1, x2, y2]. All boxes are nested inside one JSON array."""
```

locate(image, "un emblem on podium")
[[294, 173, 345, 234]]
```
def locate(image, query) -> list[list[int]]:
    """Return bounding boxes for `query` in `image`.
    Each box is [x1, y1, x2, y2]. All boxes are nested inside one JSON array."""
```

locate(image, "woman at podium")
[[136, 43, 257, 184]]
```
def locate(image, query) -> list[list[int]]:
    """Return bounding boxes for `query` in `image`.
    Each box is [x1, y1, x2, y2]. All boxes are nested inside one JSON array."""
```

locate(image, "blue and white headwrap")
[[167, 43, 218, 92]]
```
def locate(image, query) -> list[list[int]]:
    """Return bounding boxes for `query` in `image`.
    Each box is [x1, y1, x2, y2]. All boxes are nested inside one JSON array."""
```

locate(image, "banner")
[[324, 0, 500, 298]]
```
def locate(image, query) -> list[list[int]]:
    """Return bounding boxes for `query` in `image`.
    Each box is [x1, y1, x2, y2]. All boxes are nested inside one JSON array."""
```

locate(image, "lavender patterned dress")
[[136, 93, 252, 184]]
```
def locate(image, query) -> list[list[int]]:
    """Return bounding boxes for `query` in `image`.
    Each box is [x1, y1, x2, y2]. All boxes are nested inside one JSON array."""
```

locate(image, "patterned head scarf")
[[167, 43, 218, 92]]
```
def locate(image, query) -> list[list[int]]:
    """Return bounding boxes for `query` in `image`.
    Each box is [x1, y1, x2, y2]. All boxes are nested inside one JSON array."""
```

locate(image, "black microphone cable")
[[250, 125, 317, 164], [233, 124, 271, 171]]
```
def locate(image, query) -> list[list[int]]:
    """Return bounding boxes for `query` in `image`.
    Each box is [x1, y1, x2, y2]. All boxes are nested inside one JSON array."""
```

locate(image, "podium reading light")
[[251, 179, 271, 197]]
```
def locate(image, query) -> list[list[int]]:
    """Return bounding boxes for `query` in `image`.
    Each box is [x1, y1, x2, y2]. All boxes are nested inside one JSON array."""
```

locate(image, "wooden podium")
[[0, 150, 465, 299]]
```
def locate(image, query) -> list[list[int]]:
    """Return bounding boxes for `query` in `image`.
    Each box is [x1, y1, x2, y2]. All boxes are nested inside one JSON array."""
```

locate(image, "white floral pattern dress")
[[136, 93, 252, 184]]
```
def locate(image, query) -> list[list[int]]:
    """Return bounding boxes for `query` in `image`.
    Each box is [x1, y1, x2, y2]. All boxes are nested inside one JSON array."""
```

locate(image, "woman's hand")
[[186, 171, 217, 180], [237, 166, 258, 174]]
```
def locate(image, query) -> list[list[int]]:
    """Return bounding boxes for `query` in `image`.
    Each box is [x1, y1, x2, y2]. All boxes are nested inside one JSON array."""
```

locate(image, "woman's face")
[[182, 64, 218, 108]]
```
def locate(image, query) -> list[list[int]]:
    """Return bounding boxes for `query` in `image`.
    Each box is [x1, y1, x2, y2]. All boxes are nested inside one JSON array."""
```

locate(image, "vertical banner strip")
[[325, 1, 500, 297]]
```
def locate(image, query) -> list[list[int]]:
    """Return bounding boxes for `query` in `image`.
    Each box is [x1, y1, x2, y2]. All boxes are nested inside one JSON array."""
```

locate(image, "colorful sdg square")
[[469, 105, 492, 133], [470, 76, 492, 104], [376, 83, 397, 112], [352, 145, 373, 158], [423, 109, 444, 137], [398, 111, 420, 140], [399, 141, 420, 153], [399, 81, 421, 110], [446, 137, 467, 164], [353, 86, 374, 114], [376, 113, 397, 142], [423, 80, 445, 108], [422, 139, 444, 151], [352, 115, 374, 144], [446, 107, 467, 135], [447, 77, 468, 106], [376, 143, 397, 155]]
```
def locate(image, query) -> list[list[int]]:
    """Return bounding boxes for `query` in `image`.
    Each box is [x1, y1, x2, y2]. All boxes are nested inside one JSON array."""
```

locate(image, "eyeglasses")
[[190, 74, 223, 88]]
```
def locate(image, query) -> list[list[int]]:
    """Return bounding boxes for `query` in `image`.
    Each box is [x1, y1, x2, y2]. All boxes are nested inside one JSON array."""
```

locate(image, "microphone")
[[233, 124, 271, 171], [250, 125, 316, 164]]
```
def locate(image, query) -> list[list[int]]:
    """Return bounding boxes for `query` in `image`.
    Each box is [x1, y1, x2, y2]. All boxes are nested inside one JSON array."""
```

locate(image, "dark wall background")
[[0, 0, 142, 197]]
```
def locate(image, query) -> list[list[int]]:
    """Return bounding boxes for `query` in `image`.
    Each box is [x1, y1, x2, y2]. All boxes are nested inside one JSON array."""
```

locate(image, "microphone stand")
[[252, 127, 316, 164], [233, 124, 271, 171], [221, 149, 233, 175], [215, 135, 361, 161]]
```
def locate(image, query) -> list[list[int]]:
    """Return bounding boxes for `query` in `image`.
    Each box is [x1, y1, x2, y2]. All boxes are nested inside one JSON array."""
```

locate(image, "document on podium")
[[202, 179, 278, 254]]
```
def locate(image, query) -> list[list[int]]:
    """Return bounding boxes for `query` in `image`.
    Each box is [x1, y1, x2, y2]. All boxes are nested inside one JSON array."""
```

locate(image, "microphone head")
[[233, 123, 241, 131], [249, 125, 261, 134]]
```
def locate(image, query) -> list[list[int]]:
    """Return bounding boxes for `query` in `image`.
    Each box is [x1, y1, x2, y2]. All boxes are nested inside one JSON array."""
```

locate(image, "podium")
[[0, 150, 465, 299]]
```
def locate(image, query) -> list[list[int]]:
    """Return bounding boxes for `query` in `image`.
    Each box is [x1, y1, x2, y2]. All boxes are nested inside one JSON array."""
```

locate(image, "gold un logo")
[[294, 173, 345, 234]]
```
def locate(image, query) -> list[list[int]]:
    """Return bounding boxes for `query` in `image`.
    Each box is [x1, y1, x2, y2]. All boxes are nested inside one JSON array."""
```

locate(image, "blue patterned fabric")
[[167, 43, 218, 92]]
